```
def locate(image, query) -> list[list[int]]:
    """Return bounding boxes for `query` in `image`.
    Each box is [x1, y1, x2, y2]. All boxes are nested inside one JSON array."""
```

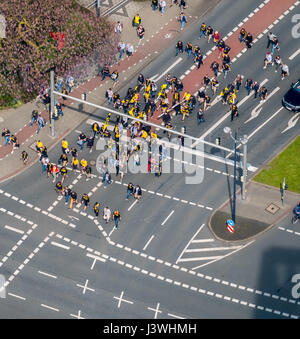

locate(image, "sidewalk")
[[209, 181, 300, 244], [0, 0, 218, 183]]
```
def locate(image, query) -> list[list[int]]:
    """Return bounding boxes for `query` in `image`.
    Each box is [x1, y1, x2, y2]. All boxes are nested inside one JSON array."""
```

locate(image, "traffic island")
[[210, 210, 270, 242], [208, 181, 300, 244]]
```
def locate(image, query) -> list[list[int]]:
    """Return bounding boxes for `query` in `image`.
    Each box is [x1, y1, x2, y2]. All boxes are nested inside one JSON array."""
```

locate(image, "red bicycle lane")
[[148, 0, 299, 125]]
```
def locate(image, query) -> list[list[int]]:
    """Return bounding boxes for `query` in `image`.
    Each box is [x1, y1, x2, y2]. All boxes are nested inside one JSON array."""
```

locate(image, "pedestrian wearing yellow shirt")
[[80, 158, 88, 174], [61, 138, 68, 154]]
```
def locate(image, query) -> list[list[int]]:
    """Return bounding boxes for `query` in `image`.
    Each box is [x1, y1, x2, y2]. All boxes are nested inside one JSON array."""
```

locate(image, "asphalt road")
[[0, 0, 300, 320]]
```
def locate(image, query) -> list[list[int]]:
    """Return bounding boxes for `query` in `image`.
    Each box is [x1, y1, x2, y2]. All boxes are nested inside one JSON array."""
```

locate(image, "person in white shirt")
[[114, 21, 123, 35], [274, 55, 282, 72], [281, 64, 289, 80], [160, 0, 166, 15], [263, 52, 273, 69], [126, 43, 134, 56], [118, 41, 126, 60], [103, 207, 111, 223]]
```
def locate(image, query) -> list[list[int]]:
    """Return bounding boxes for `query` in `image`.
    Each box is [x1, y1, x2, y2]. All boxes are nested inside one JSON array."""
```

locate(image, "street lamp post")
[[224, 127, 248, 223], [50, 69, 55, 137]]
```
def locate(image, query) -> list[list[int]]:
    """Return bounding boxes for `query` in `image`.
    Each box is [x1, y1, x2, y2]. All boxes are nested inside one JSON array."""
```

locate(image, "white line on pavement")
[[244, 87, 280, 124], [4, 225, 24, 234], [50, 241, 70, 250], [191, 238, 215, 243], [152, 57, 183, 82], [178, 256, 223, 262], [41, 304, 59, 312], [143, 235, 155, 251], [161, 210, 175, 226], [128, 200, 138, 211], [289, 48, 300, 60], [185, 246, 241, 253], [176, 224, 205, 264], [38, 271, 57, 279], [7, 293, 26, 300]]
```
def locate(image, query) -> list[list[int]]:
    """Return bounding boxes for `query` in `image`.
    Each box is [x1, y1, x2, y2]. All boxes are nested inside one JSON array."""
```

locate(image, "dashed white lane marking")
[[278, 226, 300, 237], [54, 233, 300, 316]]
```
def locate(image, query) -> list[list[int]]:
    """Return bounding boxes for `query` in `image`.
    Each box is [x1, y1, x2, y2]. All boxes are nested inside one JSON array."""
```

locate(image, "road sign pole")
[[50, 70, 55, 137], [241, 135, 248, 200], [232, 132, 237, 223], [96, 0, 101, 17]]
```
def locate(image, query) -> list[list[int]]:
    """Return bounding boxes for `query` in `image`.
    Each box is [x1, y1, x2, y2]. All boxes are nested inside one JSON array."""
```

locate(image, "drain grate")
[[265, 203, 280, 215]]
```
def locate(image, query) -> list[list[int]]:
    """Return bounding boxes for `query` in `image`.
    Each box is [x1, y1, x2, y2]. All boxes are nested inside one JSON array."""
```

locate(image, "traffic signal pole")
[[50, 70, 55, 137]]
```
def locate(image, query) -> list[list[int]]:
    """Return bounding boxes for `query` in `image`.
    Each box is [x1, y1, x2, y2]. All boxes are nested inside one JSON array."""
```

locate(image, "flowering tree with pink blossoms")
[[0, 0, 119, 107]]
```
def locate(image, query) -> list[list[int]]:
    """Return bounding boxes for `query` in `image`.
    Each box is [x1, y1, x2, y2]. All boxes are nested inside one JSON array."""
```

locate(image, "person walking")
[[62, 186, 71, 205], [210, 61, 219, 77], [2, 128, 11, 145], [231, 104, 239, 121], [252, 81, 260, 99], [178, 12, 187, 31], [271, 35, 280, 55], [197, 108, 205, 124], [113, 210, 122, 229], [159, 0, 166, 15], [114, 21, 123, 35], [81, 193, 90, 211], [267, 32, 275, 48], [132, 14, 141, 28], [118, 41, 126, 61], [175, 40, 184, 56], [245, 33, 253, 49], [20, 150, 29, 165], [103, 206, 111, 224], [263, 52, 273, 69], [69, 190, 78, 209], [126, 182, 135, 200], [93, 202, 100, 217], [36, 113, 46, 134], [274, 55, 282, 72], [281, 63, 289, 80], [137, 25, 145, 45], [134, 185, 142, 201], [30, 110, 38, 126], [245, 78, 253, 95], [195, 53, 203, 69]]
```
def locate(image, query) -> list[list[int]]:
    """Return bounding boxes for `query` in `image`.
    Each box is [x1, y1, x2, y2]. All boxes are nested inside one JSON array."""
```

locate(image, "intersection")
[[0, 0, 300, 319]]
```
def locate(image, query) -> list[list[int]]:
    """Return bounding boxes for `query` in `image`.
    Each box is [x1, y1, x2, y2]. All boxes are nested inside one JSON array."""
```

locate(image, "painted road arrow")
[[281, 112, 300, 133], [244, 86, 280, 124]]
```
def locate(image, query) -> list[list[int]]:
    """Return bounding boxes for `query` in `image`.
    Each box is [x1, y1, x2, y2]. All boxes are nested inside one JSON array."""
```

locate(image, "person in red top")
[[213, 31, 221, 44]]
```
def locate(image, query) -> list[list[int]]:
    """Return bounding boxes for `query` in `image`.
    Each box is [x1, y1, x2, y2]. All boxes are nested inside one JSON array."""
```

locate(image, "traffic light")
[[215, 137, 221, 145]]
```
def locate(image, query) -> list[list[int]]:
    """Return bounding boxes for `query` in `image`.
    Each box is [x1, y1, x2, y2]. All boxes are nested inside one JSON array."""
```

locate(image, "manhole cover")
[[89, 159, 96, 166], [265, 203, 280, 215]]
